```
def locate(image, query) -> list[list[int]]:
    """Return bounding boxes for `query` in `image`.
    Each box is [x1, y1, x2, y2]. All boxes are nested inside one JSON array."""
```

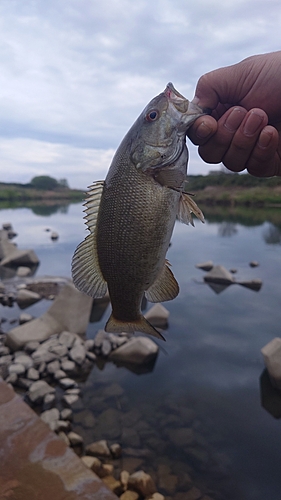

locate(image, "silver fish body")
[[72, 83, 205, 340]]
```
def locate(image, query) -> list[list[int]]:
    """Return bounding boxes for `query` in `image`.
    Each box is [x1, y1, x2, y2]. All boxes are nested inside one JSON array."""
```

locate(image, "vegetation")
[[0, 176, 84, 203], [186, 173, 281, 207]]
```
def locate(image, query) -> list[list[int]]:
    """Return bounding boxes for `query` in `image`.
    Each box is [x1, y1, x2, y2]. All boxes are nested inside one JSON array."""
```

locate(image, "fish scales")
[[72, 83, 206, 340]]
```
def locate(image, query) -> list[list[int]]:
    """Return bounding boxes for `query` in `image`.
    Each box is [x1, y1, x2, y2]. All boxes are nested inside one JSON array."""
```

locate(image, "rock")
[[0, 346, 10, 356], [237, 279, 263, 291], [74, 409, 95, 428], [167, 427, 195, 447], [67, 431, 84, 446], [54, 369, 67, 380], [261, 337, 281, 390], [56, 420, 71, 433], [41, 408, 60, 430], [61, 360, 77, 374], [128, 470, 156, 497], [1, 248, 39, 267], [24, 341, 40, 353], [51, 231, 59, 240], [59, 377, 77, 390], [203, 265, 234, 285], [16, 266, 32, 277], [62, 394, 79, 407], [101, 339, 112, 357], [102, 476, 123, 496], [8, 363, 26, 376], [14, 354, 33, 369], [103, 383, 124, 398], [120, 470, 130, 489], [15, 377, 32, 389], [85, 439, 111, 458], [43, 393, 56, 410], [60, 408, 73, 421], [196, 260, 213, 271], [110, 443, 122, 458], [120, 491, 139, 500], [5, 373, 17, 385], [46, 360, 61, 375], [5, 283, 92, 350], [69, 343, 86, 365], [249, 260, 259, 267], [2, 222, 12, 230], [81, 456, 102, 474], [58, 431, 70, 446], [97, 408, 122, 439], [19, 313, 33, 325], [27, 380, 55, 404], [109, 337, 159, 365], [100, 464, 114, 478], [146, 494, 165, 500], [27, 367, 40, 381], [144, 303, 169, 328], [121, 428, 141, 448], [184, 486, 203, 499], [49, 344, 68, 357], [16, 289, 41, 309], [86, 351, 97, 362], [59, 330, 76, 348]]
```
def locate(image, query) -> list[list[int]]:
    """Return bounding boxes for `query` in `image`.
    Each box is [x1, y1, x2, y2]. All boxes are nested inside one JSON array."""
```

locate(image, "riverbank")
[[0, 181, 84, 204]]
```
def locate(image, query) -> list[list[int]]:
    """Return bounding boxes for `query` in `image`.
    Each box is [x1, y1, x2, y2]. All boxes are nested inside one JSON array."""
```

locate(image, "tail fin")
[[105, 313, 166, 341]]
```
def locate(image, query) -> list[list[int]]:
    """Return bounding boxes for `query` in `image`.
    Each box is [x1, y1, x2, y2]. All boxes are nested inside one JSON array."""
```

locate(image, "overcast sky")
[[1, 0, 281, 188]]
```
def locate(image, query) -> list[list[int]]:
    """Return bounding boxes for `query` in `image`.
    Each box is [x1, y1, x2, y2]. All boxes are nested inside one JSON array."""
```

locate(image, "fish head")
[[130, 82, 206, 172]]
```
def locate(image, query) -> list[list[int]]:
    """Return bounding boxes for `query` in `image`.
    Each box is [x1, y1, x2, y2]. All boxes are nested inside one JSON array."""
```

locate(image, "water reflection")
[[262, 222, 281, 244], [218, 222, 238, 237]]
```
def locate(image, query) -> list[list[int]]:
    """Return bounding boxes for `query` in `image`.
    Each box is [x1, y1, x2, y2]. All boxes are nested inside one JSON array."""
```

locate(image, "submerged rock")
[[128, 470, 157, 497], [109, 337, 159, 365]]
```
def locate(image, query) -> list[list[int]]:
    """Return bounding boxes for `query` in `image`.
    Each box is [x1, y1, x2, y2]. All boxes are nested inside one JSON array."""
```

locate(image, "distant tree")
[[58, 178, 69, 188], [30, 175, 59, 190]]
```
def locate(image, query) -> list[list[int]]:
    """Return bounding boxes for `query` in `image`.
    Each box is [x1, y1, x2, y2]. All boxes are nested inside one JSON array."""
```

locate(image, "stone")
[[5, 373, 17, 385], [184, 486, 203, 499], [237, 279, 263, 291], [65, 387, 80, 395], [27, 380, 55, 404], [110, 443, 122, 458], [19, 313, 33, 325], [40, 408, 60, 430], [102, 476, 123, 496], [261, 337, 281, 389], [43, 393, 56, 410], [16, 289, 41, 309], [203, 265, 234, 285], [51, 231, 59, 240], [49, 344, 68, 357], [46, 359, 61, 375], [250, 260, 259, 267], [0, 248, 39, 267], [74, 409, 95, 428], [58, 431, 70, 446], [85, 439, 111, 457], [59, 377, 77, 390], [196, 260, 213, 271], [120, 492, 139, 500], [97, 408, 122, 439], [167, 427, 195, 447], [146, 494, 165, 500], [56, 420, 71, 432], [144, 303, 169, 328], [109, 337, 159, 365], [86, 351, 97, 362], [127, 470, 156, 497], [69, 343, 86, 365], [120, 470, 130, 489], [5, 283, 92, 350], [8, 363, 26, 376], [24, 341, 40, 353], [81, 456, 102, 474], [103, 383, 124, 398], [61, 360, 76, 374], [0, 345, 10, 356], [60, 408, 73, 421], [121, 428, 141, 448], [62, 394, 79, 407], [27, 367, 40, 381], [14, 354, 33, 369], [67, 431, 84, 446], [59, 330, 76, 348], [16, 266, 32, 277]]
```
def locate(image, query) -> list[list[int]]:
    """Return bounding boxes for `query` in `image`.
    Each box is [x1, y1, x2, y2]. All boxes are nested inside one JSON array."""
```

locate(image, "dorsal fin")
[[145, 260, 179, 302], [71, 181, 107, 298]]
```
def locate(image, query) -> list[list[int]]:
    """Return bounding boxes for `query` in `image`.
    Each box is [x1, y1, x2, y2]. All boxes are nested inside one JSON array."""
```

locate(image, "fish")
[[72, 83, 205, 341]]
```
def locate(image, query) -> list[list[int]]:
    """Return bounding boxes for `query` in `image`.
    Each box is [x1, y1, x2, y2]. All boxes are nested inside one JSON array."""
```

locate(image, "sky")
[[1, 0, 281, 189]]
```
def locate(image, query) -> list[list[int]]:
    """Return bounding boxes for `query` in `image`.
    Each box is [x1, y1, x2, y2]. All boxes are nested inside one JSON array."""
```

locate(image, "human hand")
[[188, 52, 281, 176]]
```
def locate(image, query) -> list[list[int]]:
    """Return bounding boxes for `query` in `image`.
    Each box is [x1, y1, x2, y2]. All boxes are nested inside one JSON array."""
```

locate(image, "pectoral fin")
[[154, 168, 185, 189], [71, 180, 107, 298], [177, 192, 205, 226], [145, 261, 179, 302]]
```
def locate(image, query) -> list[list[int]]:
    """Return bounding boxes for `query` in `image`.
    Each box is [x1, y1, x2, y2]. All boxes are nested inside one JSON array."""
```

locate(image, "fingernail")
[[224, 108, 246, 132], [243, 111, 264, 136], [196, 121, 212, 139], [258, 130, 273, 149]]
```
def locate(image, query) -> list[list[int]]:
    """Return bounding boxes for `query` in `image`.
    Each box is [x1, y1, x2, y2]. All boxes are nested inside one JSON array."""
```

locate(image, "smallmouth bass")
[[72, 83, 205, 340]]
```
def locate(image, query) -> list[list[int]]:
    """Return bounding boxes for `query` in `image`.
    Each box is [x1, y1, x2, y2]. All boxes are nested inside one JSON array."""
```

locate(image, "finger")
[[198, 107, 247, 164], [188, 115, 217, 146], [222, 109, 268, 172], [245, 126, 280, 177]]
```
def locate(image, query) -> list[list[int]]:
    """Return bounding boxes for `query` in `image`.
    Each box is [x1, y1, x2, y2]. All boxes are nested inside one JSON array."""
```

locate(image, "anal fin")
[[105, 313, 165, 341], [145, 261, 179, 302]]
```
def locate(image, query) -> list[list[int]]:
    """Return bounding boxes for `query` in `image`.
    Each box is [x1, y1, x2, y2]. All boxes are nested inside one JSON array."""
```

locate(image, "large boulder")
[[204, 265, 234, 285], [109, 337, 159, 365], [5, 282, 93, 350]]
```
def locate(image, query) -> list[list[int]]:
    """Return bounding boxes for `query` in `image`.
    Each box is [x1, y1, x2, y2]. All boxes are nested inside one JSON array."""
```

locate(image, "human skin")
[[188, 51, 281, 177]]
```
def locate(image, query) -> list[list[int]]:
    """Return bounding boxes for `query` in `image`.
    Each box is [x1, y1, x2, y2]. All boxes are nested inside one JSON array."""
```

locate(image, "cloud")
[[0, 0, 281, 187]]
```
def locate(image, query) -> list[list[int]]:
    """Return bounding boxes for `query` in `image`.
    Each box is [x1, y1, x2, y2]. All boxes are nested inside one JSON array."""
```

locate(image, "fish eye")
[[146, 110, 159, 122]]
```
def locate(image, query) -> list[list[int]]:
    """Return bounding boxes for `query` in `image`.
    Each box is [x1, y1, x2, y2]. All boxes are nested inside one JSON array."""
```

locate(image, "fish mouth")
[[164, 82, 207, 124]]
